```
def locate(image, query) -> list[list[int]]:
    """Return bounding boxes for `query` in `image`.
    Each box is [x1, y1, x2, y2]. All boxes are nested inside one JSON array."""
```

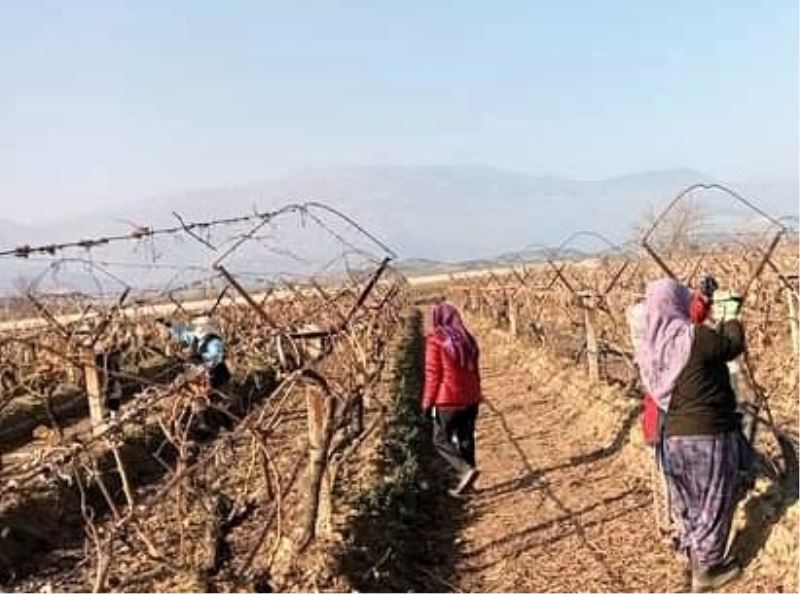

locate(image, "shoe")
[[447, 487, 466, 499], [691, 558, 741, 592], [450, 468, 480, 496]]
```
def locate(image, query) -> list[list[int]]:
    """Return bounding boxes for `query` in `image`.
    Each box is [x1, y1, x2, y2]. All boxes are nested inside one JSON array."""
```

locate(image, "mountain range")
[[0, 165, 796, 289]]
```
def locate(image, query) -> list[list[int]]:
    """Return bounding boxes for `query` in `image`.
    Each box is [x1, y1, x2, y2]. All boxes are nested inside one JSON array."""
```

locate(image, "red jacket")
[[423, 332, 481, 410], [690, 293, 711, 325]]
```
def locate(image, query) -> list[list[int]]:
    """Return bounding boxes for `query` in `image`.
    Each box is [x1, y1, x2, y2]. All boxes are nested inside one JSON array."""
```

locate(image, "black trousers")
[[432, 404, 479, 475]]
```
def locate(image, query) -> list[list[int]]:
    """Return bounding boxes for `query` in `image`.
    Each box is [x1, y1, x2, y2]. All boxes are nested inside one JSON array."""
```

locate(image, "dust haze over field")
[[0, 165, 797, 292], [2, 165, 798, 257]]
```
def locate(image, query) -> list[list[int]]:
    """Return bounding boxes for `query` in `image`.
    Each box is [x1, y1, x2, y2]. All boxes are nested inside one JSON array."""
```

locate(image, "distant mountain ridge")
[[0, 165, 796, 290]]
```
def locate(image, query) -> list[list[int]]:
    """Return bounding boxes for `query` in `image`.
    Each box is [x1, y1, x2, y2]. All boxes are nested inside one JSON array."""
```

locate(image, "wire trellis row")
[[446, 184, 798, 449], [1, 202, 396, 261], [0, 201, 406, 591], [0, 184, 796, 591]]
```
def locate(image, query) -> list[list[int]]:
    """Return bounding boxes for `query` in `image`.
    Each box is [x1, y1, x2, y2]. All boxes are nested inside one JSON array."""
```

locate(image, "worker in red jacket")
[[423, 302, 482, 496]]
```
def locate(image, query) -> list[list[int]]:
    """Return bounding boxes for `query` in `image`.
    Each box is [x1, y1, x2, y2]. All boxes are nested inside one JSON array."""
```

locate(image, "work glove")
[[712, 290, 743, 322], [699, 275, 719, 299]]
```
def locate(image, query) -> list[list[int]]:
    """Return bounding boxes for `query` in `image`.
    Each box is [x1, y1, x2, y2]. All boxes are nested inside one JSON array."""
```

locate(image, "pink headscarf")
[[432, 302, 479, 370], [634, 278, 694, 412]]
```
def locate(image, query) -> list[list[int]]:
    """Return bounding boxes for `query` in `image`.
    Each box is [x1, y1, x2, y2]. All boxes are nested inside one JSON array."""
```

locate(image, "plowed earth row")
[[435, 316, 798, 593]]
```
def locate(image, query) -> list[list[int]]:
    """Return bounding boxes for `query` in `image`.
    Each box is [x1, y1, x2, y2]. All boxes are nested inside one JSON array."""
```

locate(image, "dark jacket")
[[665, 320, 745, 437], [422, 333, 481, 410]]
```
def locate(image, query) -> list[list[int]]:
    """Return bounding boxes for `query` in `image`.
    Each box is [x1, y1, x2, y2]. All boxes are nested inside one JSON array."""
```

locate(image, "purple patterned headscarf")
[[634, 278, 694, 412], [432, 302, 479, 370]]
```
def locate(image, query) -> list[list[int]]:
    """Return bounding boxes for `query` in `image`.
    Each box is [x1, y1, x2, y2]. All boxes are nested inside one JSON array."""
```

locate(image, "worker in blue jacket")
[[157, 315, 231, 389]]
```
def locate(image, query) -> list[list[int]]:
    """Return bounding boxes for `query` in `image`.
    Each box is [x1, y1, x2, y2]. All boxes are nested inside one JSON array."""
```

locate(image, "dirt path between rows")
[[442, 319, 797, 593]]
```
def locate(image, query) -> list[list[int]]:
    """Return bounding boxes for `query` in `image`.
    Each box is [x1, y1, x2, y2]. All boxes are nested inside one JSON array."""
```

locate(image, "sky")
[[1, 1, 798, 223]]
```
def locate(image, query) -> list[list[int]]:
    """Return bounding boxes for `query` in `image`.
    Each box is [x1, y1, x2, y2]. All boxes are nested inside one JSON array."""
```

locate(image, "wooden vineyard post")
[[22, 344, 33, 365], [650, 459, 664, 536], [301, 379, 336, 549], [650, 458, 675, 540], [786, 288, 799, 357], [582, 294, 600, 383], [508, 296, 519, 338], [728, 354, 757, 442], [82, 346, 107, 435]]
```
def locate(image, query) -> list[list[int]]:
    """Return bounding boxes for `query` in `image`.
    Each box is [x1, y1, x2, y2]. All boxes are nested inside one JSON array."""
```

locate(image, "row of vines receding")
[[0, 202, 407, 592], [441, 185, 798, 480]]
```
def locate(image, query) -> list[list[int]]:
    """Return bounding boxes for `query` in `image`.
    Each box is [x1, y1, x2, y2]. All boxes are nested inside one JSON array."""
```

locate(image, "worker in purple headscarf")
[[635, 278, 746, 592], [423, 302, 482, 496]]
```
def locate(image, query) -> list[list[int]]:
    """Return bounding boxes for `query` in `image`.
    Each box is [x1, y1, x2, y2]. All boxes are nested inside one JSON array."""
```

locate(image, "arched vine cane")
[[640, 183, 788, 300]]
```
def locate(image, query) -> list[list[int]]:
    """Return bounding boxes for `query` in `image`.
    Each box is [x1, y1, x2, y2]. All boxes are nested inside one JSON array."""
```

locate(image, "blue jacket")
[[170, 324, 225, 368]]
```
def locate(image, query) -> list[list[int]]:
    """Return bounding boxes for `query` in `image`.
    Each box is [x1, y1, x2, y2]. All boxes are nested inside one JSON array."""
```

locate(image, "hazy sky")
[[2, 1, 798, 223]]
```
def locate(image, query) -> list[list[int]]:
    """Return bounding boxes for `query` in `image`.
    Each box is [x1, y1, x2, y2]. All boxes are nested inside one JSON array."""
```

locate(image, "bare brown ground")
[[449, 317, 798, 593], [4, 310, 795, 592]]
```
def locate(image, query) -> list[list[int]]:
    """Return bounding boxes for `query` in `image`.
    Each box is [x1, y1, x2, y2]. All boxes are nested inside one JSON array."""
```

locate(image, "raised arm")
[[696, 320, 745, 363], [717, 320, 745, 361]]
